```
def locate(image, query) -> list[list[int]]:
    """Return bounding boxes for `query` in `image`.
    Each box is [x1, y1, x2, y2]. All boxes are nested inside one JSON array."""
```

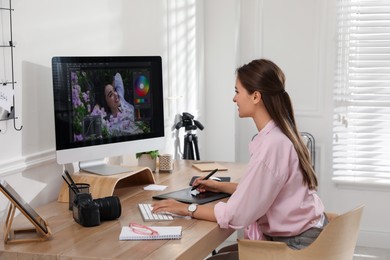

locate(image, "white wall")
[[202, 0, 239, 162], [0, 0, 168, 210]]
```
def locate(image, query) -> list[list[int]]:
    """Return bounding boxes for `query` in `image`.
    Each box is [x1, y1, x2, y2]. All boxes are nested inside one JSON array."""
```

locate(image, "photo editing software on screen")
[[52, 57, 164, 150]]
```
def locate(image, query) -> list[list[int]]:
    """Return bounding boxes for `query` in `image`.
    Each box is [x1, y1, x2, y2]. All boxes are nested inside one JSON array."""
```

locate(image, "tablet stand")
[[3, 202, 51, 244]]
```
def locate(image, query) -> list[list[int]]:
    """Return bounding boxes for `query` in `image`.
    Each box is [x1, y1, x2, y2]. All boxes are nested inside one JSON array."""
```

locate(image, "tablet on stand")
[[0, 178, 51, 244]]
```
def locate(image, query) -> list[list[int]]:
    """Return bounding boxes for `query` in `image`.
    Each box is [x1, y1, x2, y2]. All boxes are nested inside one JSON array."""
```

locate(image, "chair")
[[238, 205, 364, 260], [300, 132, 315, 170]]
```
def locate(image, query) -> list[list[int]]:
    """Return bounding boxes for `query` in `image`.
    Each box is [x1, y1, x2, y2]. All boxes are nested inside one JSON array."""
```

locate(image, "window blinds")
[[333, 0, 390, 181]]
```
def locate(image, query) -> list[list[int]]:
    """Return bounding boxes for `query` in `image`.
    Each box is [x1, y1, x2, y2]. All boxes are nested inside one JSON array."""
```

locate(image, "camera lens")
[[93, 196, 121, 221]]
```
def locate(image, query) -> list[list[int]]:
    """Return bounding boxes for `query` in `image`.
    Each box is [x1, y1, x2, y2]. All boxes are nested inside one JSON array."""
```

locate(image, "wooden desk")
[[0, 160, 245, 260]]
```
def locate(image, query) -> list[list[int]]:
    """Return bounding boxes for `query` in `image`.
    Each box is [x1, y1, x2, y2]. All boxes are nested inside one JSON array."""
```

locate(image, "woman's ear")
[[253, 91, 261, 104]]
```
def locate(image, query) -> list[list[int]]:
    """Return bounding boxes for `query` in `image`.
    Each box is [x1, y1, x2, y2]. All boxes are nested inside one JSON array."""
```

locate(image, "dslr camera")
[[72, 193, 122, 227]]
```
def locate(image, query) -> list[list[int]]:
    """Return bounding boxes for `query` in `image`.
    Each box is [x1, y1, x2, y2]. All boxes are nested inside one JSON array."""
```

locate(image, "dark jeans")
[[207, 215, 329, 260], [267, 214, 329, 250]]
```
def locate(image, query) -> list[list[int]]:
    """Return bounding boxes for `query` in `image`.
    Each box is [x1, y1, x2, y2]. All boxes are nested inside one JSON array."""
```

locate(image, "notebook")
[[192, 162, 228, 172], [119, 226, 182, 240], [153, 187, 230, 205]]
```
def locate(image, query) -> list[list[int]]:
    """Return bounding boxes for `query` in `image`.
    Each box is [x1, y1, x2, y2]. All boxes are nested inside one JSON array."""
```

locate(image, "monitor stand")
[[57, 166, 156, 203], [79, 159, 132, 176]]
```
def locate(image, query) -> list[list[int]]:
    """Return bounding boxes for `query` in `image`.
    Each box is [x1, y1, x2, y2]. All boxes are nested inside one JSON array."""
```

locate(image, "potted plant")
[[136, 150, 159, 172]]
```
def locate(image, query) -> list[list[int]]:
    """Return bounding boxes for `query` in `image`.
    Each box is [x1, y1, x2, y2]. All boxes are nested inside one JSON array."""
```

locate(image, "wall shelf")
[[0, 0, 22, 131]]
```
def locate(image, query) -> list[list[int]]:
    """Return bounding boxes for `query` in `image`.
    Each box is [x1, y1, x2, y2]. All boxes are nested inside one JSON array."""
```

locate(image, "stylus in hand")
[[191, 168, 218, 191]]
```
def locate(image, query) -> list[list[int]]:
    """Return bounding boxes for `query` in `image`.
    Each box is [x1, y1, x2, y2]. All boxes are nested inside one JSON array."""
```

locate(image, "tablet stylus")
[[191, 168, 218, 191]]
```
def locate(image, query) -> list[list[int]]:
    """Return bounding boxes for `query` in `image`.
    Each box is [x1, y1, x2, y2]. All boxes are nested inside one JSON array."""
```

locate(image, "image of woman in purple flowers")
[[102, 73, 142, 135], [71, 71, 143, 142]]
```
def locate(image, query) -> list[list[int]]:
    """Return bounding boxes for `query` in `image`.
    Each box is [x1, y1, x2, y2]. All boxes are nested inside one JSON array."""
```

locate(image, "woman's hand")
[[192, 178, 221, 193], [151, 199, 190, 216], [152, 198, 217, 221], [193, 178, 238, 195]]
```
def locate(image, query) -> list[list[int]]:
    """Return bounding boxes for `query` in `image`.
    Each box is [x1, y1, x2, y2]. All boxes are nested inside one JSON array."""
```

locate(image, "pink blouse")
[[214, 120, 324, 240]]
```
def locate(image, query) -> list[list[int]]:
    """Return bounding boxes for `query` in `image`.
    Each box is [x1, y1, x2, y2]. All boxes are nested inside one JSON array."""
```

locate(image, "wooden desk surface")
[[0, 160, 245, 260]]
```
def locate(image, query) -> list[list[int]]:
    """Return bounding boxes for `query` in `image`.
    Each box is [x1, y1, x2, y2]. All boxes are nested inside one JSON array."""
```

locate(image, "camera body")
[[72, 193, 100, 227], [72, 193, 121, 227]]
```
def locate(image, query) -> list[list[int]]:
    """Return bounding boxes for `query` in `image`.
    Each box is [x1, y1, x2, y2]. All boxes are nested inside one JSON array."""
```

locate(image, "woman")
[[152, 59, 326, 258], [103, 73, 135, 119], [102, 73, 142, 135]]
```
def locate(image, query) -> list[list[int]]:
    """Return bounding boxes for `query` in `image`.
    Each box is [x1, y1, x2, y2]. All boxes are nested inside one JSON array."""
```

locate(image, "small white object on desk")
[[143, 184, 167, 191]]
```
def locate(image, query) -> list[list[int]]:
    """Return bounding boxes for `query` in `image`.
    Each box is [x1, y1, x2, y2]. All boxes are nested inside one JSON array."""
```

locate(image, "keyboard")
[[138, 203, 174, 221]]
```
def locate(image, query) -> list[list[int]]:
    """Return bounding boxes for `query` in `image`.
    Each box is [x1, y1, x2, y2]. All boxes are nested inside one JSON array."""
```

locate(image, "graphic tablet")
[[153, 187, 230, 205]]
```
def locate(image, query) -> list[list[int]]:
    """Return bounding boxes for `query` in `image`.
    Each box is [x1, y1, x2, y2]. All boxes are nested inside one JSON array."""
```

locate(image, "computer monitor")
[[51, 56, 165, 175]]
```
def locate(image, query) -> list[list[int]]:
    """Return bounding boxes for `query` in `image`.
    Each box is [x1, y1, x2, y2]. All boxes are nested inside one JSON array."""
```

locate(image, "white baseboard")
[[0, 149, 56, 176]]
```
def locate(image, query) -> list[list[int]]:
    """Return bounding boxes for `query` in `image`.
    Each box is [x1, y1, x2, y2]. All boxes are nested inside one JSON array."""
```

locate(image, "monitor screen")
[[51, 56, 165, 175]]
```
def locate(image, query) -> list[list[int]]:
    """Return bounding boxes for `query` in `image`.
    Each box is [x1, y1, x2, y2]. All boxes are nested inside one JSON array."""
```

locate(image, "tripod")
[[183, 131, 200, 160], [175, 112, 204, 160]]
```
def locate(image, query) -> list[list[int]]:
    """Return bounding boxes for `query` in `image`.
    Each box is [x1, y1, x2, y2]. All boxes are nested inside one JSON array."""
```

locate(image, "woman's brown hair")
[[236, 59, 318, 190]]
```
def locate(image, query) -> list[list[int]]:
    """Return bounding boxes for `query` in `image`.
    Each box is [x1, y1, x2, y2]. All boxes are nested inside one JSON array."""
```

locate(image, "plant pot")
[[138, 154, 157, 172]]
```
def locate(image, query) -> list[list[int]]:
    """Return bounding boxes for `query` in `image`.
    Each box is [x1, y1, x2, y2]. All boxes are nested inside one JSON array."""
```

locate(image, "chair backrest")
[[291, 205, 364, 260], [300, 132, 315, 170], [238, 205, 364, 260]]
